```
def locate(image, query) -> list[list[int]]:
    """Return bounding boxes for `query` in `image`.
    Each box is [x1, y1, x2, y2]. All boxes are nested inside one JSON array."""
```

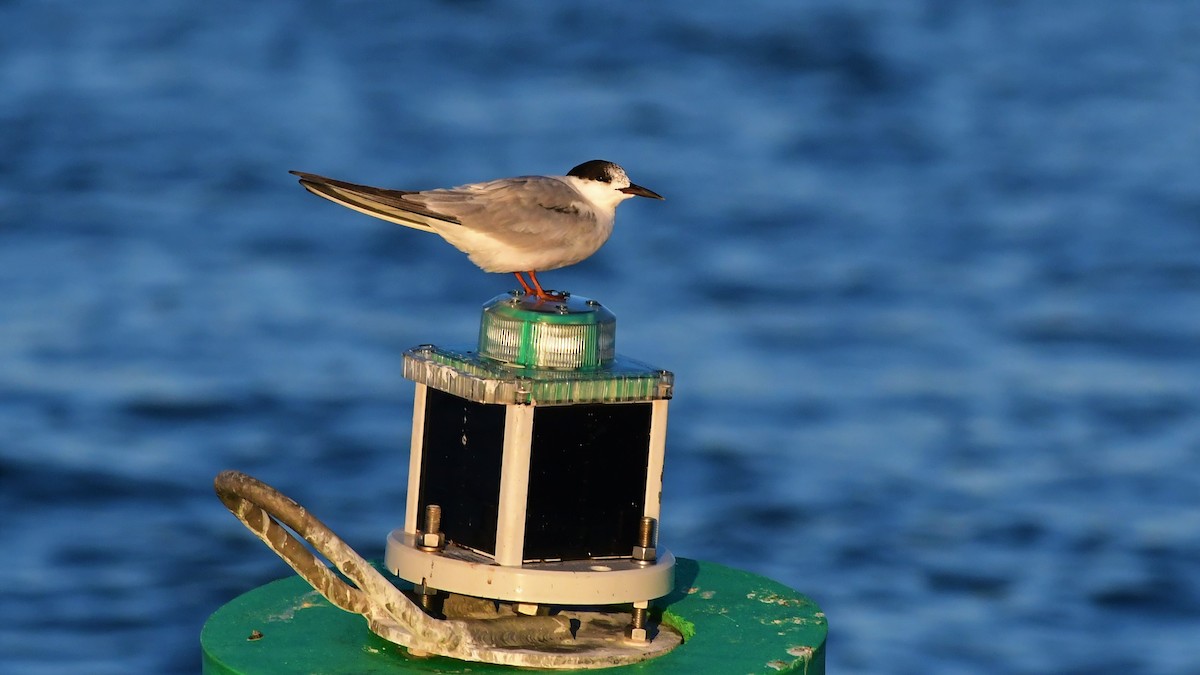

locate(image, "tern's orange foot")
[[522, 270, 568, 302]]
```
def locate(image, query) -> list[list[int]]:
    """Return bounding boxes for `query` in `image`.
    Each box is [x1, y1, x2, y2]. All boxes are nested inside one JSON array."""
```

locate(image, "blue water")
[[3, 1, 1199, 672]]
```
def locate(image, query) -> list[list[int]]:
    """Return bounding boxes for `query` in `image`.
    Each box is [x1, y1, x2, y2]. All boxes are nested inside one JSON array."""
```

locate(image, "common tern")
[[290, 160, 664, 300]]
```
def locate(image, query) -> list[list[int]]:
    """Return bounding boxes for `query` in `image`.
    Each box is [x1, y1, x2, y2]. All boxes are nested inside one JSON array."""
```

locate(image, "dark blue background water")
[[3, 2, 1199, 673]]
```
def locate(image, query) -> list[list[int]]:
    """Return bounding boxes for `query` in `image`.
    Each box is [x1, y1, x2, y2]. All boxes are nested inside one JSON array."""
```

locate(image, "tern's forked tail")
[[290, 170, 458, 233]]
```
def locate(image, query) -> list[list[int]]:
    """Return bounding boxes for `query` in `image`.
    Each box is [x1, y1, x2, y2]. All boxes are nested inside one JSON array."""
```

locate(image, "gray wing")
[[289, 171, 460, 232], [408, 176, 598, 252]]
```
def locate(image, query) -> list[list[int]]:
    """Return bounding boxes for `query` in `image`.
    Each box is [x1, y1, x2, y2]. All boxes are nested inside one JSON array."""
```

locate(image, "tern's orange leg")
[[527, 270, 566, 301], [513, 272, 534, 295]]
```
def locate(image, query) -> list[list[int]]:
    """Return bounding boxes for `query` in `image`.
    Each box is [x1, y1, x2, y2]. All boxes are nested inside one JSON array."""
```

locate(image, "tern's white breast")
[[432, 208, 616, 273]]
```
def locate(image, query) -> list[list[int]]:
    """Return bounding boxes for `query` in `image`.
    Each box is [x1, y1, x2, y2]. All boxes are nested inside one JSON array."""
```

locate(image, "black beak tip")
[[622, 184, 665, 200]]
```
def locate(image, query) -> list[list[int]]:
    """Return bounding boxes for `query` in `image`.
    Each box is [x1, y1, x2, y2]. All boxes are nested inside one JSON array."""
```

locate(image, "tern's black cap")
[[567, 159, 619, 183]]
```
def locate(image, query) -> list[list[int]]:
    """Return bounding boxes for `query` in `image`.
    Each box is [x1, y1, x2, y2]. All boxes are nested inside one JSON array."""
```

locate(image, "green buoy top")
[[202, 559, 827, 674]]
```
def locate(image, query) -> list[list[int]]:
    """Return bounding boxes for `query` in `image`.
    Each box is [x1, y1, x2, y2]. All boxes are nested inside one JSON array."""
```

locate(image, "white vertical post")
[[494, 403, 535, 566], [404, 384, 428, 534], [643, 399, 670, 522]]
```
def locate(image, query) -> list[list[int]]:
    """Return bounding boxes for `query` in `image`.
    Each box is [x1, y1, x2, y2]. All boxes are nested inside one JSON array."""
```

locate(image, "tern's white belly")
[[433, 219, 614, 273]]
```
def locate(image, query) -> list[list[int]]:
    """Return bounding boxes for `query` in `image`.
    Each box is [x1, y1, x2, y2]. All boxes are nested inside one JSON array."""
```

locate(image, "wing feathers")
[[289, 171, 460, 232]]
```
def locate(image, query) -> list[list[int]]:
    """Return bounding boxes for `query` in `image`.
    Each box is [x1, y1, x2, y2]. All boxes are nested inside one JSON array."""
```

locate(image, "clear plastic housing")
[[403, 345, 673, 405], [477, 293, 616, 370], [402, 294, 672, 405]]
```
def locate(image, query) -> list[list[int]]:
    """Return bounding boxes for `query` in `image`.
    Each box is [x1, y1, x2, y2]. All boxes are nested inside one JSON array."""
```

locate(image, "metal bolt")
[[425, 504, 441, 534], [625, 606, 648, 642], [415, 581, 442, 616], [638, 516, 656, 547], [586, 299, 600, 307], [632, 516, 657, 565], [556, 303, 569, 314], [417, 504, 445, 552]]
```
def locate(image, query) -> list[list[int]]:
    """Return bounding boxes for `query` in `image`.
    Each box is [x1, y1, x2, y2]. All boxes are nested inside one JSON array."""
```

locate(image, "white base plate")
[[385, 529, 675, 605]]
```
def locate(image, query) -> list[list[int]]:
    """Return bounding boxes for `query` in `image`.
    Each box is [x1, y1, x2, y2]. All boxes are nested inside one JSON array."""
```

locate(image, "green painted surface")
[[201, 558, 826, 674]]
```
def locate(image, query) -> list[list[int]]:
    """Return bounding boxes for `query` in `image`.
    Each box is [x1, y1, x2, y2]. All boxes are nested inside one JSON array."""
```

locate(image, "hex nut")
[[632, 545, 656, 562], [418, 531, 445, 550]]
